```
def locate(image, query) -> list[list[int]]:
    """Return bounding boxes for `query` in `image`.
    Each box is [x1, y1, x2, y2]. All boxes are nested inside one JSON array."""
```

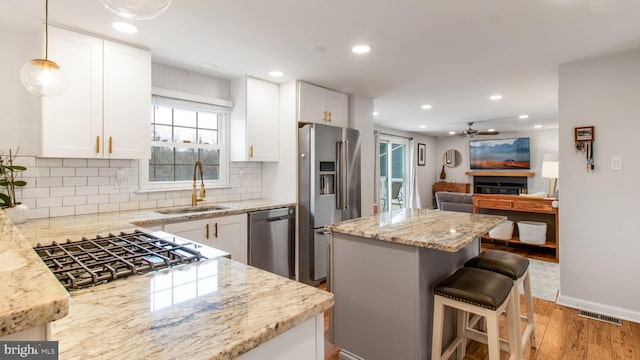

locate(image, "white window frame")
[[138, 88, 233, 192]]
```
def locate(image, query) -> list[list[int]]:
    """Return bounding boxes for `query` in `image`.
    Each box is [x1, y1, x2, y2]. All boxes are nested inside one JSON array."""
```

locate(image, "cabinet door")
[[298, 82, 326, 124], [211, 214, 248, 264], [246, 78, 279, 161], [164, 219, 209, 245], [41, 27, 103, 158], [103, 41, 151, 159], [325, 90, 349, 127]]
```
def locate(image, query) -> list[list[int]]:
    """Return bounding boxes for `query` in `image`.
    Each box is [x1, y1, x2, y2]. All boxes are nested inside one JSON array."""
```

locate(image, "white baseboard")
[[557, 292, 640, 323]]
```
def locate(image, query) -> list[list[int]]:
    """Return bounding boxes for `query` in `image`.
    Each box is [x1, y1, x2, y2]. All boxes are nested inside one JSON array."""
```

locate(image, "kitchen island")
[[327, 208, 505, 360], [1, 198, 333, 359]]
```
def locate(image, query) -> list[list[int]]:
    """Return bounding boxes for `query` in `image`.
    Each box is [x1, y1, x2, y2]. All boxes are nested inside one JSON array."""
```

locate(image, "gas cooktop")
[[33, 230, 208, 290]]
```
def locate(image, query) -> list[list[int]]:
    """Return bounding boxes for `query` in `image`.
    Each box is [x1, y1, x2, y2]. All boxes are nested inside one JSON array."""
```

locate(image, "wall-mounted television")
[[469, 138, 531, 169]]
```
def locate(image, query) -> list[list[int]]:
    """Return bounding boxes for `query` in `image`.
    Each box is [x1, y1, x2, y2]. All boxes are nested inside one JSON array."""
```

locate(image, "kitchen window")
[[139, 91, 231, 192]]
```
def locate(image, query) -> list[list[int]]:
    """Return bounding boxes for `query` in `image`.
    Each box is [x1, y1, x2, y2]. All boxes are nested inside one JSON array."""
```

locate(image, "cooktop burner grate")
[[33, 230, 204, 290]]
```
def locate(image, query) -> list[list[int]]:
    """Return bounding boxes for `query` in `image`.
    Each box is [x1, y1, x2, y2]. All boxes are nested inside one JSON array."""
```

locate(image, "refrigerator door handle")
[[344, 140, 349, 209], [336, 141, 343, 209]]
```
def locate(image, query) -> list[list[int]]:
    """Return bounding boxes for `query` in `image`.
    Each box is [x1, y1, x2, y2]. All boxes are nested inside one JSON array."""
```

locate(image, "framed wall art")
[[417, 143, 426, 166]]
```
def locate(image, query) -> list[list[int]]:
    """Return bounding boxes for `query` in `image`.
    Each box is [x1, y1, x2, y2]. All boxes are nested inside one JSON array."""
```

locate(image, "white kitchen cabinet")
[[41, 26, 151, 159], [230, 77, 279, 162], [163, 213, 248, 264], [298, 82, 349, 127]]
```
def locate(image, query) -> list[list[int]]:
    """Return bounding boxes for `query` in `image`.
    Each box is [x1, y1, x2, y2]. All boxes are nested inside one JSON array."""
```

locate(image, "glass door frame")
[[378, 134, 410, 211]]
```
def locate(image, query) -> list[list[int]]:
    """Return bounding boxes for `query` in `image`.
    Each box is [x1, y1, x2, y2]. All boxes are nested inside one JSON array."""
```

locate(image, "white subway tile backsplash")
[[109, 193, 130, 203], [87, 195, 110, 204], [75, 204, 98, 215], [36, 158, 63, 167], [88, 159, 110, 167], [76, 168, 99, 177], [99, 203, 120, 213], [37, 197, 62, 208], [63, 177, 87, 187], [29, 207, 50, 219], [88, 176, 110, 186], [37, 177, 63, 188], [16, 156, 36, 167], [22, 157, 262, 219], [62, 159, 87, 167], [63, 196, 87, 207], [22, 188, 50, 199]]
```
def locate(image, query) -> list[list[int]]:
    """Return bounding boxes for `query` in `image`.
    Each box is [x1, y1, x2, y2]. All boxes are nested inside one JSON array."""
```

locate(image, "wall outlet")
[[610, 156, 622, 171]]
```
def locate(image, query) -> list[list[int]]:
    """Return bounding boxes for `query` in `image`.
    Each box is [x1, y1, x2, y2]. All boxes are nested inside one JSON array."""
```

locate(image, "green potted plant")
[[0, 148, 29, 224]]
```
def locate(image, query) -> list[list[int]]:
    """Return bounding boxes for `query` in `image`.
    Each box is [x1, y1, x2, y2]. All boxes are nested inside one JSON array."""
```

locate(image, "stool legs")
[[521, 268, 537, 348]]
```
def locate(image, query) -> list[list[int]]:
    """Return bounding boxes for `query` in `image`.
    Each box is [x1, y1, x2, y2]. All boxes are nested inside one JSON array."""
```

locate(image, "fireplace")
[[474, 176, 527, 195]]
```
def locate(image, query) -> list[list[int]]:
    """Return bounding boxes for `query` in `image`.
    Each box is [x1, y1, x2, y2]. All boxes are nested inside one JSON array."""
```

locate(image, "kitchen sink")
[[155, 205, 228, 215]]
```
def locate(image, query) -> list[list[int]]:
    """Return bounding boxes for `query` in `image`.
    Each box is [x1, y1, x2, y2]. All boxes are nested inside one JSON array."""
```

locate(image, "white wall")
[[0, 25, 41, 155], [434, 129, 559, 194], [152, 63, 230, 99], [350, 95, 375, 216], [557, 47, 640, 322]]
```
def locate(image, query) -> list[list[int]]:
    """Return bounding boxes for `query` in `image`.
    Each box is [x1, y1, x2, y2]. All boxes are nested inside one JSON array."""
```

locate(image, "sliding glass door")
[[378, 135, 409, 211]]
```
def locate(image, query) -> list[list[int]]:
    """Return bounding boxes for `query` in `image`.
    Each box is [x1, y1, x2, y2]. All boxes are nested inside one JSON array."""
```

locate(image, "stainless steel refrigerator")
[[298, 123, 361, 285]]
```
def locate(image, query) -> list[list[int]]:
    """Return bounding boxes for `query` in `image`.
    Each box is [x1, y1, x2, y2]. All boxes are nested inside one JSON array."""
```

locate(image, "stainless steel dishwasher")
[[248, 207, 296, 279]]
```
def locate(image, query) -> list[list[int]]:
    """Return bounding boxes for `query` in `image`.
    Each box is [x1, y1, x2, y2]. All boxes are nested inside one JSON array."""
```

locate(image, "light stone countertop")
[[327, 208, 506, 252], [50, 257, 334, 360], [1, 198, 299, 343]]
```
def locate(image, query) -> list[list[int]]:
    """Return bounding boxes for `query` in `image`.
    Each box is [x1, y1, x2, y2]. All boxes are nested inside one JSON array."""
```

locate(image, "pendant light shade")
[[21, 0, 66, 97], [99, 0, 172, 20]]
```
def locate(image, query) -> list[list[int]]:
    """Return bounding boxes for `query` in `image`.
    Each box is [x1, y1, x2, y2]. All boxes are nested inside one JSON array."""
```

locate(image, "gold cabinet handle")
[[323, 110, 327, 122], [214, 222, 219, 238], [95, 136, 100, 153], [108, 137, 113, 154], [328, 111, 332, 123], [205, 223, 210, 240], [249, 145, 254, 158]]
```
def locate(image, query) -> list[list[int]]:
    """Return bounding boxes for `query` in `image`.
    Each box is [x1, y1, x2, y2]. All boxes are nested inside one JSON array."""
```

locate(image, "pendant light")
[[20, 0, 66, 97], [99, 0, 172, 20]]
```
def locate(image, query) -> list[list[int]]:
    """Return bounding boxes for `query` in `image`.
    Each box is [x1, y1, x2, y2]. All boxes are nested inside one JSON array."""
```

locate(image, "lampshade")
[[99, 0, 172, 20], [20, 59, 66, 96], [541, 160, 559, 179], [21, 0, 66, 97]]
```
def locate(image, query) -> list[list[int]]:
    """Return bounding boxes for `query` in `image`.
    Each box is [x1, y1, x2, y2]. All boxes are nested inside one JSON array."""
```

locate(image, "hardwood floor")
[[321, 245, 638, 359]]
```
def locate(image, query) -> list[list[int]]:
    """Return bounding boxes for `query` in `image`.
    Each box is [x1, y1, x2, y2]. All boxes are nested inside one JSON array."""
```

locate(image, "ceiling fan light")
[[99, 0, 172, 20], [20, 59, 67, 96]]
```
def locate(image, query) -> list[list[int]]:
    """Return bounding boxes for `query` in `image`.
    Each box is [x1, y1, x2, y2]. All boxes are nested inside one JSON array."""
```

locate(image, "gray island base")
[[327, 209, 505, 360]]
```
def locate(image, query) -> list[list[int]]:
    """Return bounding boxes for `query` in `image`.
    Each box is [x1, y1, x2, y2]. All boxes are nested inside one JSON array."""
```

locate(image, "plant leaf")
[[14, 180, 27, 187], [0, 193, 9, 205], [8, 165, 27, 171]]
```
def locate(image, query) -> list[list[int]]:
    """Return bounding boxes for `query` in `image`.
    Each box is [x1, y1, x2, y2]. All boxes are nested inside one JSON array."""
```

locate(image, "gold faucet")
[[191, 161, 206, 206]]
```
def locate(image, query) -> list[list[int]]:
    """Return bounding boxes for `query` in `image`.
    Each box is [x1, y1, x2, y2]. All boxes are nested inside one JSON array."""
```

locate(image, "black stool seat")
[[434, 267, 513, 310], [465, 250, 529, 280]]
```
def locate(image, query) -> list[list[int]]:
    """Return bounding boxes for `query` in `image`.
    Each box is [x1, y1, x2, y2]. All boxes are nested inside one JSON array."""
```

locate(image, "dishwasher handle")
[[265, 214, 295, 222]]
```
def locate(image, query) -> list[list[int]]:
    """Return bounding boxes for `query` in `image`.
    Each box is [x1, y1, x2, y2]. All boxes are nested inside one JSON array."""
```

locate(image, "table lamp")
[[541, 160, 559, 198]]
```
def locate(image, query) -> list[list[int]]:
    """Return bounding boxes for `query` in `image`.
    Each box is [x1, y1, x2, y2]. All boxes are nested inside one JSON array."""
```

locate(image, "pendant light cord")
[[45, 0, 49, 60]]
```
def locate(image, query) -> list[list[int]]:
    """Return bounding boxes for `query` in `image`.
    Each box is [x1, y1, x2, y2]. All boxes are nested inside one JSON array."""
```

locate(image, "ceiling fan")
[[459, 122, 500, 138]]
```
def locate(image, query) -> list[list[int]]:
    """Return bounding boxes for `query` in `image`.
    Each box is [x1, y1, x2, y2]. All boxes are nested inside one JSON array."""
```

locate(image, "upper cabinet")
[[298, 82, 349, 127], [41, 27, 151, 159], [230, 77, 280, 162]]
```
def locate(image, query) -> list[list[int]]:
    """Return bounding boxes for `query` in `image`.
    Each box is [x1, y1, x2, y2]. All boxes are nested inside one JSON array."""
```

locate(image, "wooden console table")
[[472, 194, 559, 262]]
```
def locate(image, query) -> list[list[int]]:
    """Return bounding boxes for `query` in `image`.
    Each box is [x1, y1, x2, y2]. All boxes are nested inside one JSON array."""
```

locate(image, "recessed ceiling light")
[[419, 125, 427, 129], [488, 128, 496, 132], [198, 63, 218, 70], [449, 131, 456, 135], [311, 45, 327, 53], [421, 104, 432, 110], [111, 21, 139, 34], [489, 94, 503, 101], [268, 70, 284, 77], [534, 124, 543, 129], [372, 112, 379, 116], [352, 45, 371, 54], [519, 114, 529, 119]]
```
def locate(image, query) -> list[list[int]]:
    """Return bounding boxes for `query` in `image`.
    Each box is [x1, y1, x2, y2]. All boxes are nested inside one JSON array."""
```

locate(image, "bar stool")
[[465, 250, 537, 354], [431, 267, 522, 360]]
